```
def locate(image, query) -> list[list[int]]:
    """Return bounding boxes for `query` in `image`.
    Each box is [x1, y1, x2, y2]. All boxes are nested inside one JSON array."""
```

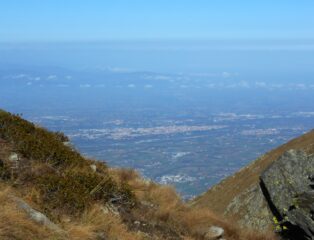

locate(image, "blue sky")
[[1, 1, 314, 41]]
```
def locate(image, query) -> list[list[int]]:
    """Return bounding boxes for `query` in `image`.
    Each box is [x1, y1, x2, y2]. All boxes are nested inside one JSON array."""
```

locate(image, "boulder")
[[260, 150, 314, 240]]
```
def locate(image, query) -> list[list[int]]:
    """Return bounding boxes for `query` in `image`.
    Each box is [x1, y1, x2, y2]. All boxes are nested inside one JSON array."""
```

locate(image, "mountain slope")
[[190, 129, 314, 229], [0, 109, 277, 240]]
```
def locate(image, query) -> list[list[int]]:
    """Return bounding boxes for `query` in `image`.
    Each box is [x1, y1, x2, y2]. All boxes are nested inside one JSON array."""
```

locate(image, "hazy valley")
[[2, 64, 314, 199]]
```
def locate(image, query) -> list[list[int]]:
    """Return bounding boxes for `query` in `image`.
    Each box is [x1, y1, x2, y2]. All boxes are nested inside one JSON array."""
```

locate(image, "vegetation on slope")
[[0, 110, 134, 218], [0, 110, 277, 240]]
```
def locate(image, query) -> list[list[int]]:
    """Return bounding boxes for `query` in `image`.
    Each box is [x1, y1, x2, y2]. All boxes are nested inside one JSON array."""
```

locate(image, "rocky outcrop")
[[224, 184, 272, 230], [190, 129, 314, 233], [260, 150, 314, 240]]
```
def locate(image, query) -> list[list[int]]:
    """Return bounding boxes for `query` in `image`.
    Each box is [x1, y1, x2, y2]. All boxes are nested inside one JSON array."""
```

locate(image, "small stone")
[[90, 164, 97, 172], [96, 232, 107, 240], [101, 204, 119, 216], [204, 226, 224, 240], [141, 200, 155, 208], [9, 153, 19, 162], [101, 206, 109, 214]]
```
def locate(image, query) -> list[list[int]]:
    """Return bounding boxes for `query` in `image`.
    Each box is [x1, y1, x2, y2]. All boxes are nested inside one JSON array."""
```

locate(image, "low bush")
[[0, 110, 135, 218], [0, 110, 84, 167], [35, 168, 134, 217]]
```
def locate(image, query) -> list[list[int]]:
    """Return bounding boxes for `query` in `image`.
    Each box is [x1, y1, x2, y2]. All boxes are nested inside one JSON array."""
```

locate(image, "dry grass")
[[241, 230, 278, 240], [0, 144, 280, 240], [0, 167, 279, 240], [0, 186, 143, 240], [64, 204, 144, 240], [0, 187, 64, 240], [109, 168, 279, 240]]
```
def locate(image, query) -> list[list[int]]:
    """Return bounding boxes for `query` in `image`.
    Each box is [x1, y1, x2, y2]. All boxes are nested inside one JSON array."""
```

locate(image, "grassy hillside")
[[190, 128, 314, 221], [0, 110, 277, 240]]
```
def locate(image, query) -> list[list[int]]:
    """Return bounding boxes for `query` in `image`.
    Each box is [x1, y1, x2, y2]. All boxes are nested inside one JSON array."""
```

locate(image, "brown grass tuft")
[[65, 204, 144, 240]]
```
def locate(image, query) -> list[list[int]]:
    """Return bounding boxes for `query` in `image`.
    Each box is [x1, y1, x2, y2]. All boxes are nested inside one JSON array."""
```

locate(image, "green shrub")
[[0, 110, 135, 218], [35, 169, 135, 217], [0, 110, 85, 167], [36, 170, 111, 215]]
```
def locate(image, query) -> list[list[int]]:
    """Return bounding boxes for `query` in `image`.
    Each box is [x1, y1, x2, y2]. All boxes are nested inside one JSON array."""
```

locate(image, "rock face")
[[260, 150, 314, 240], [224, 184, 272, 230]]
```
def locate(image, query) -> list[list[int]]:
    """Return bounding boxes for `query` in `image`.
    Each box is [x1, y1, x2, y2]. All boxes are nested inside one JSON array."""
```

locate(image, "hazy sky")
[[1, 1, 314, 42]]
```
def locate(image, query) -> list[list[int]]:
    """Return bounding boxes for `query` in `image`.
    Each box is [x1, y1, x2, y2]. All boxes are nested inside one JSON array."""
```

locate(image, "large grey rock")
[[260, 150, 314, 240], [12, 196, 64, 233]]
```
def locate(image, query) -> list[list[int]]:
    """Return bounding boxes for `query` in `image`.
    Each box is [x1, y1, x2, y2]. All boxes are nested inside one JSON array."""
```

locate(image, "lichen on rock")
[[260, 150, 314, 240]]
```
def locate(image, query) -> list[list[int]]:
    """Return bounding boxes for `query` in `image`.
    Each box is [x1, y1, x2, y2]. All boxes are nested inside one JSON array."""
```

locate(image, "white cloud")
[[80, 84, 91, 88], [270, 84, 284, 89], [107, 67, 133, 73], [11, 74, 27, 79], [47, 75, 57, 80], [206, 83, 216, 88], [255, 81, 267, 87], [144, 75, 172, 80], [238, 81, 250, 88], [222, 72, 231, 78], [222, 72, 239, 78], [294, 83, 306, 90], [190, 73, 217, 77], [95, 84, 106, 88], [226, 84, 237, 88], [57, 84, 69, 88]]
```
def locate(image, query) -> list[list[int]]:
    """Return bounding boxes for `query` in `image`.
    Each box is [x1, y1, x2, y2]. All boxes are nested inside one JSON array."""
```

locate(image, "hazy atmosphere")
[[1, 1, 314, 240], [1, 1, 314, 198]]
